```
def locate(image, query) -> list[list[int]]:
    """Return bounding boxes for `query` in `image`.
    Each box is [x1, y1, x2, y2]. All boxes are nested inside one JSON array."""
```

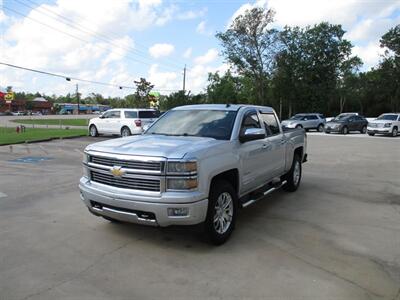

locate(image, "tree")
[[216, 8, 280, 104], [206, 71, 240, 104], [134, 78, 154, 108], [274, 23, 360, 116]]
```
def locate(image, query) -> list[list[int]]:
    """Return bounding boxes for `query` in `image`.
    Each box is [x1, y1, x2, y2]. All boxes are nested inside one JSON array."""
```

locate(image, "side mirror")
[[239, 128, 265, 143], [99, 114, 105, 119]]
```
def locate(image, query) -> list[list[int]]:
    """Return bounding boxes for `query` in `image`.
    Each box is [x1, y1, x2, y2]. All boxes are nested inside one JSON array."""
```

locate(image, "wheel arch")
[[209, 169, 239, 196]]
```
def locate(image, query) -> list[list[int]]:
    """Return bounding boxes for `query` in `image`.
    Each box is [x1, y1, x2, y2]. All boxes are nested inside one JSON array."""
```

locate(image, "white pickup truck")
[[80, 104, 307, 244]]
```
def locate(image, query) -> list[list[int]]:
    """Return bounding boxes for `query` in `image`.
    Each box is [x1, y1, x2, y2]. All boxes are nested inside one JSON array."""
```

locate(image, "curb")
[[0, 134, 88, 146]]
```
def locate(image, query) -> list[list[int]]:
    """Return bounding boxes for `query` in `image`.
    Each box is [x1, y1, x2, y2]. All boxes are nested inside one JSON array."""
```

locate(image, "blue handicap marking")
[[9, 156, 54, 164]]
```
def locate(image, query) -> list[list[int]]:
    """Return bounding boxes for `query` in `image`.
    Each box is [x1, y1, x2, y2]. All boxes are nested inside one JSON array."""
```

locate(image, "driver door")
[[238, 110, 268, 194]]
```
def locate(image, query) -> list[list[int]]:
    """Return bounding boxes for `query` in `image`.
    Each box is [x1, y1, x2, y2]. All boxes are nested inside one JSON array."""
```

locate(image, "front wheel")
[[368, 132, 375, 136], [392, 127, 398, 137], [342, 126, 348, 135], [89, 125, 98, 137], [295, 124, 303, 129], [205, 180, 237, 245], [317, 124, 324, 132], [283, 154, 302, 192]]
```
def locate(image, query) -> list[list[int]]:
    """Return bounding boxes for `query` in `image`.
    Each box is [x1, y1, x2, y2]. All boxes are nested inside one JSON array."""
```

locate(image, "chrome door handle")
[[262, 143, 271, 149]]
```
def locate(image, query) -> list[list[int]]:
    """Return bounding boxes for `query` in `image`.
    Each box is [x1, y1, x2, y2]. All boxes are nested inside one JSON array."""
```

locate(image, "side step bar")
[[242, 180, 287, 208]]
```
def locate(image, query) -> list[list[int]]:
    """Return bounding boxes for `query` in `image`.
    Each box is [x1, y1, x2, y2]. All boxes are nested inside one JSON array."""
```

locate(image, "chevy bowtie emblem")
[[110, 166, 125, 177]]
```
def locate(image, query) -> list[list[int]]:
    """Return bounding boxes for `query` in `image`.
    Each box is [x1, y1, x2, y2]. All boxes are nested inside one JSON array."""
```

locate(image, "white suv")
[[88, 109, 159, 137], [367, 113, 400, 137]]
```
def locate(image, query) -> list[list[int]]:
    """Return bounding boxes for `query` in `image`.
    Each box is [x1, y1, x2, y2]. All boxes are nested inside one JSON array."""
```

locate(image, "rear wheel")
[[121, 126, 131, 137], [205, 180, 237, 245], [392, 127, 398, 137], [283, 154, 302, 192], [360, 125, 367, 134], [342, 126, 348, 135], [368, 132, 375, 136], [89, 125, 98, 137], [317, 124, 324, 132]]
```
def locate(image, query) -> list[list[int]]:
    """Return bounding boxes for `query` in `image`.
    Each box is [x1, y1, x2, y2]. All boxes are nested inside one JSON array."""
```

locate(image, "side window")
[[110, 111, 121, 118], [308, 115, 318, 120], [260, 113, 280, 136], [124, 111, 138, 118], [398, 115, 400, 121], [241, 112, 261, 132], [102, 111, 112, 118]]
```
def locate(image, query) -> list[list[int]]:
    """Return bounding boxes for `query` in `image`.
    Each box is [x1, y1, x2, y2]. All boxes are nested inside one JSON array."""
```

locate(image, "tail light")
[[135, 119, 142, 127]]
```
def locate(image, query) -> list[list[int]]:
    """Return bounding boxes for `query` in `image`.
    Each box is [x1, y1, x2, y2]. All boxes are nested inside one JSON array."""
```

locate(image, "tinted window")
[[241, 112, 261, 131], [110, 111, 120, 118], [308, 115, 318, 120], [376, 114, 398, 121], [124, 111, 138, 118], [139, 110, 159, 119], [260, 113, 280, 135], [145, 110, 237, 140]]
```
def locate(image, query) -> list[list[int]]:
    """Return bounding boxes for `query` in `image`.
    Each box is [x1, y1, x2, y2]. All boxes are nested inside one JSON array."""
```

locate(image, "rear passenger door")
[[259, 111, 286, 180], [306, 115, 319, 129]]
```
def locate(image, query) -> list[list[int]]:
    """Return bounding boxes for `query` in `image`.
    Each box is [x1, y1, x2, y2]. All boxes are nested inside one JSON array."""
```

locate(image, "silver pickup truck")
[[80, 104, 307, 244]]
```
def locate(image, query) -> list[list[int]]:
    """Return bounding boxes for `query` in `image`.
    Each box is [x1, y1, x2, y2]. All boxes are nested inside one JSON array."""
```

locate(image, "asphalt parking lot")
[[0, 134, 399, 300]]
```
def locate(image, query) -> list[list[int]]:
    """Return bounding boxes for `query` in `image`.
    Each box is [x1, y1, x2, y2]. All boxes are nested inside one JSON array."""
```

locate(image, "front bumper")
[[367, 127, 390, 134], [324, 126, 341, 133], [79, 177, 208, 227]]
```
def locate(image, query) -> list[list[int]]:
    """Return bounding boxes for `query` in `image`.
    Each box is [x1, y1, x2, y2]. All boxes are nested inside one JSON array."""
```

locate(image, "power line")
[[16, 0, 189, 71], [2, 5, 184, 73], [0, 62, 180, 92]]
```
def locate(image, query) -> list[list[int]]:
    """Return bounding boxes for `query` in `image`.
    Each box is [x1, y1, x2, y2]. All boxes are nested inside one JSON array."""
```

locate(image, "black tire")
[[341, 126, 348, 135], [325, 131, 331, 134], [368, 132, 375, 136], [89, 125, 98, 137], [360, 126, 367, 134], [204, 180, 237, 245], [392, 127, 398, 137], [283, 154, 302, 192], [295, 124, 303, 129], [317, 124, 324, 132], [121, 126, 131, 137], [102, 216, 121, 223]]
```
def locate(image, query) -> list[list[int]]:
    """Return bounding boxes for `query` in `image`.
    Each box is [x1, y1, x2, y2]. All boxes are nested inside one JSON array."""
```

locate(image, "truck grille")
[[91, 170, 160, 192], [90, 156, 162, 171]]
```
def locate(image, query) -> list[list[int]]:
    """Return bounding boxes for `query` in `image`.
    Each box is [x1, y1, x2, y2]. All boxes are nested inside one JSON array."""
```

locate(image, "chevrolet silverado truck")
[[79, 104, 307, 244]]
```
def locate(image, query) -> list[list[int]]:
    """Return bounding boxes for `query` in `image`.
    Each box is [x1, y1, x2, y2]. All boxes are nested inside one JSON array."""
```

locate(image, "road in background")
[[0, 135, 399, 299]]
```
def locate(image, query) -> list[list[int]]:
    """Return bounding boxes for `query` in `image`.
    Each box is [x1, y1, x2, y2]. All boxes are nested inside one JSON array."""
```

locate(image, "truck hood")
[[369, 120, 394, 124], [85, 134, 226, 159]]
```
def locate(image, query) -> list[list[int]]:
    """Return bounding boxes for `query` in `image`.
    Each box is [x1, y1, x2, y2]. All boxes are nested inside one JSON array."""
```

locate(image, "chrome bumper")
[[367, 127, 390, 134], [79, 177, 208, 227]]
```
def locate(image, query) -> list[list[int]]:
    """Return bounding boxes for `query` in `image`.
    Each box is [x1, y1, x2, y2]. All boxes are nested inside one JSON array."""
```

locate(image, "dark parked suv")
[[325, 114, 368, 134]]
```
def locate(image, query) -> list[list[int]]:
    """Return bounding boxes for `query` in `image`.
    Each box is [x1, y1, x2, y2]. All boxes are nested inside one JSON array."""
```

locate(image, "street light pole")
[[76, 84, 80, 114]]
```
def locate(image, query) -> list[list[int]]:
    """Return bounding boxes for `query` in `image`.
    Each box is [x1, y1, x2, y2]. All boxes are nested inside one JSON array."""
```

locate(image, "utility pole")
[[76, 84, 80, 114], [182, 64, 186, 93]]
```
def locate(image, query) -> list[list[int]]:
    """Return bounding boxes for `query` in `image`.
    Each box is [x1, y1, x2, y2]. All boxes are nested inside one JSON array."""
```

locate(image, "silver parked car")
[[281, 113, 326, 132]]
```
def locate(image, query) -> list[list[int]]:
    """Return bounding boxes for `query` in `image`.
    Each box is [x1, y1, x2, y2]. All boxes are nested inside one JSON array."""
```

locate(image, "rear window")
[[124, 111, 138, 118], [138, 110, 159, 119]]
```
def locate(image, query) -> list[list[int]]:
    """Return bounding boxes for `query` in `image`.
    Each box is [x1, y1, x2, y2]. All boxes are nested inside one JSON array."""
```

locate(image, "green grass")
[[12, 119, 89, 126], [0, 127, 88, 145]]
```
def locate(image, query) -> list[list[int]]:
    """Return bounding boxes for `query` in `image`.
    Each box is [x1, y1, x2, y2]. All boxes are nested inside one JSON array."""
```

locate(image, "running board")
[[242, 180, 287, 208]]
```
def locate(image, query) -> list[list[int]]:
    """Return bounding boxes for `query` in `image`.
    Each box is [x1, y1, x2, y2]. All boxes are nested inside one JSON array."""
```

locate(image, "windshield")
[[145, 110, 237, 140], [376, 114, 398, 121], [332, 115, 349, 121], [290, 115, 305, 120]]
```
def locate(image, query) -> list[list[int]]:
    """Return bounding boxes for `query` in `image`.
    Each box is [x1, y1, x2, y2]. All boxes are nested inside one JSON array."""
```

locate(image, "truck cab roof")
[[172, 104, 275, 113]]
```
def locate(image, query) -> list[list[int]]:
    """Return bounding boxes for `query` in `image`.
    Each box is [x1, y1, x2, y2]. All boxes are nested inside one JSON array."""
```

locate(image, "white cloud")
[[183, 47, 192, 59], [196, 20, 213, 35], [0, 10, 7, 23], [228, 0, 400, 69], [194, 48, 219, 65], [148, 64, 180, 92], [178, 8, 207, 20], [149, 43, 175, 58], [353, 42, 386, 68]]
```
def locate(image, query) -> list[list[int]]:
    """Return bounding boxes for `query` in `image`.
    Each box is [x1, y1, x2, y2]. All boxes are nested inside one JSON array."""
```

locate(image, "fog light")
[[167, 207, 189, 217]]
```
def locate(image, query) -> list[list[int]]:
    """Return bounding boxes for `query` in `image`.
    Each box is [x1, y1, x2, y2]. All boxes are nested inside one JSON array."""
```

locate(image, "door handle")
[[280, 139, 286, 145], [262, 143, 272, 150]]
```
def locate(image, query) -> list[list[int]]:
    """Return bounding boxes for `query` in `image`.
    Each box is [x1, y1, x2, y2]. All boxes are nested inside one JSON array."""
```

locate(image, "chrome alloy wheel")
[[293, 160, 301, 186], [213, 192, 233, 234]]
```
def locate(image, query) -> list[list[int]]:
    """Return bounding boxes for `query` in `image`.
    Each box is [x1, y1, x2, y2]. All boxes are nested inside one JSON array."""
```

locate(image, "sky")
[[0, 0, 399, 98]]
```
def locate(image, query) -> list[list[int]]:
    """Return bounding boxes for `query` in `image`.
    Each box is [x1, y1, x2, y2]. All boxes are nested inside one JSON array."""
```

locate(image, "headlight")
[[167, 178, 197, 190], [167, 161, 197, 174], [82, 152, 89, 163], [384, 123, 392, 127]]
